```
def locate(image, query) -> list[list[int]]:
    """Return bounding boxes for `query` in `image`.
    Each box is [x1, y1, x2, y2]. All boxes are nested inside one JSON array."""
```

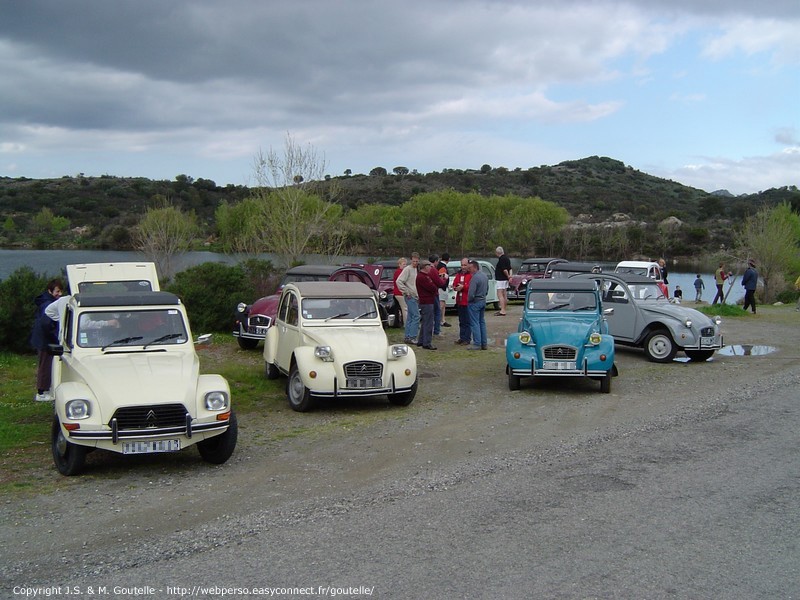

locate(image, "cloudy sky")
[[0, 0, 798, 195]]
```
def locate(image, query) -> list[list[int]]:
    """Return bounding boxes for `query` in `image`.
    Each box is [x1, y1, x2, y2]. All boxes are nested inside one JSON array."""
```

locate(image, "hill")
[[1, 156, 797, 256]]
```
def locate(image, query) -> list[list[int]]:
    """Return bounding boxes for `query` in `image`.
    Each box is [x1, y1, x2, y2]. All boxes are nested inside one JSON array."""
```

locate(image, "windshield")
[[77, 309, 188, 348], [301, 297, 379, 321], [603, 281, 666, 302], [526, 291, 597, 312]]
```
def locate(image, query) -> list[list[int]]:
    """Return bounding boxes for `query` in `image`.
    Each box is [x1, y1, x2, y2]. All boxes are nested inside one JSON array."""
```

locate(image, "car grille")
[[543, 345, 577, 360], [700, 327, 715, 337], [110, 404, 188, 430], [248, 314, 272, 328], [344, 361, 383, 380]]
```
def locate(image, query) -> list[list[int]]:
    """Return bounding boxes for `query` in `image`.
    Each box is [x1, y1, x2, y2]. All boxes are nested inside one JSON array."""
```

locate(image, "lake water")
[[0, 249, 744, 304]]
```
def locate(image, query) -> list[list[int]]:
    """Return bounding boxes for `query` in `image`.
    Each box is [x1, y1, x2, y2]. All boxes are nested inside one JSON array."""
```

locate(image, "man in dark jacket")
[[742, 259, 758, 314], [416, 261, 441, 350], [29, 278, 64, 401]]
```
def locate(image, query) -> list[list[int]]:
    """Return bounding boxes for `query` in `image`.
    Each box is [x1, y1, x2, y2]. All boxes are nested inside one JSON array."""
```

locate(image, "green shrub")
[[0, 267, 54, 353], [166, 261, 273, 333]]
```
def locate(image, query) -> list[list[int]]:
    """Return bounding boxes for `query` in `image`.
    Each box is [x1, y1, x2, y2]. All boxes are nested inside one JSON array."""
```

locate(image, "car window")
[[278, 293, 290, 322], [64, 307, 75, 349], [286, 293, 299, 326], [603, 281, 629, 303], [301, 297, 378, 320], [527, 291, 596, 311], [482, 265, 493, 278], [76, 309, 188, 348]]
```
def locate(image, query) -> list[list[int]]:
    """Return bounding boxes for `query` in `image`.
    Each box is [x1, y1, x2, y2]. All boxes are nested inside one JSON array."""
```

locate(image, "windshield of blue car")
[[527, 291, 597, 311], [77, 309, 188, 348], [301, 297, 379, 321]]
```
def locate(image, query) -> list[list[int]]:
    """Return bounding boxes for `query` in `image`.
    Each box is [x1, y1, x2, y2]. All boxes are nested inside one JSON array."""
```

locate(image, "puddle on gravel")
[[717, 344, 777, 356]]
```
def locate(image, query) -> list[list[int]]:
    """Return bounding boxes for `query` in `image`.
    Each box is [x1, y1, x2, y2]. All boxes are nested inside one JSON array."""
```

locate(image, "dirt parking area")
[[1, 304, 798, 584]]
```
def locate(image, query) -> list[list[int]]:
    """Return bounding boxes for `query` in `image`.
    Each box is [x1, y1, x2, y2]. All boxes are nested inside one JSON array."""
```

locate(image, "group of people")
[[392, 251, 492, 350]]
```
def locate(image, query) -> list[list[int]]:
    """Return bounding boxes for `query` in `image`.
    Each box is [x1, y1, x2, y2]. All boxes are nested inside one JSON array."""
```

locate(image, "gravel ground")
[[1, 303, 797, 591]]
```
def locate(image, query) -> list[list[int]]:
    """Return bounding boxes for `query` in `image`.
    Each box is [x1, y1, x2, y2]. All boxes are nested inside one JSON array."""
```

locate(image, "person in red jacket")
[[452, 257, 472, 345], [416, 261, 441, 350]]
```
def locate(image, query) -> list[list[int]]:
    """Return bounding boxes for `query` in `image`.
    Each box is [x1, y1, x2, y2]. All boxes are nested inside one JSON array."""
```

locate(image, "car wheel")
[[388, 379, 418, 406], [644, 330, 677, 363], [237, 337, 259, 350], [265, 361, 280, 380], [51, 417, 87, 476], [287, 365, 314, 412], [600, 371, 612, 393], [685, 350, 715, 362], [508, 370, 521, 391], [197, 412, 238, 464]]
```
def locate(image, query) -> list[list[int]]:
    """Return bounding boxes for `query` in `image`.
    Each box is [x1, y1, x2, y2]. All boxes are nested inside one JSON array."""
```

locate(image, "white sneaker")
[[34, 392, 53, 402]]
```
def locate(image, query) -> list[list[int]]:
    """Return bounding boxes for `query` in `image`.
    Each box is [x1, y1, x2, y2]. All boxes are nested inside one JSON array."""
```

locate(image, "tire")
[[265, 361, 280, 380], [388, 379, 418, 406], [237, 337, 259, 350], [508, 370, 521, 391], [51, 417, 87, 476], [287, 365, 314, 412], [685, 349, 715, 362], [600, 371, 612, 393], [197, 412, 238, 464], [643, 330, 677, 363]]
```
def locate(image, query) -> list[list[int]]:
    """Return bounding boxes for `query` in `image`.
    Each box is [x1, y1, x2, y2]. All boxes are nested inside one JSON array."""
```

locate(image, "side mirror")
[[194, 333, 213, 346], [48, 343, 64, 356]]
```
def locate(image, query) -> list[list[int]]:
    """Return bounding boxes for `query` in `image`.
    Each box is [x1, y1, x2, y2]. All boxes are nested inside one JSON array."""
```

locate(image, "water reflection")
[[717, 345, 777, 356]]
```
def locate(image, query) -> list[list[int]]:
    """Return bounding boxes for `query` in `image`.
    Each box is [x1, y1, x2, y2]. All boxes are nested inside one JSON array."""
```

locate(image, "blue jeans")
[[468, 300, 487, 347], [404, 296, 420, 340], [457, 304, 471, 342]]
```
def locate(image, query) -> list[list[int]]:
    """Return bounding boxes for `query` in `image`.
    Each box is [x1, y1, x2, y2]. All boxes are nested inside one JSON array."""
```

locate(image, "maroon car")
[[508, 257, 566, 299], [233, 264, 385, 349]]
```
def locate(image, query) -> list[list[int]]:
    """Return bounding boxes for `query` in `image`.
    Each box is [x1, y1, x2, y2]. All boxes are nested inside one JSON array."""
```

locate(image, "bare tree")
[[251, 133, 347, 266]]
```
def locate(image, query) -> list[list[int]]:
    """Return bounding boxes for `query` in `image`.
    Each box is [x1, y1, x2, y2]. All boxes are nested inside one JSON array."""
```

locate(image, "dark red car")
[[233, 264, 385, 349], [508, 258, 566, 299]]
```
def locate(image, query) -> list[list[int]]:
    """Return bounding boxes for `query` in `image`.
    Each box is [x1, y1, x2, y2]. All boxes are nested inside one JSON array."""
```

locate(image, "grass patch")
[[697, 304, 748, 318], [0, 352, 52, 454]]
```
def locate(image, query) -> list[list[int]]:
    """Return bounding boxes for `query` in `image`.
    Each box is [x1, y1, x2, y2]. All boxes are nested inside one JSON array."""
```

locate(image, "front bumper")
[[508, 358, 612, 378], [310, 373, 416, 398]]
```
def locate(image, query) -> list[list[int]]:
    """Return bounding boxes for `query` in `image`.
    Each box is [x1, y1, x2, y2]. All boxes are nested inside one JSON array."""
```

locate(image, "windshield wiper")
[[324, 312, 350, 322], [102, 336, 143, 351], [547, 303, 570, 311], [142, 333, 183, 349], [354, 311, 378, 320]]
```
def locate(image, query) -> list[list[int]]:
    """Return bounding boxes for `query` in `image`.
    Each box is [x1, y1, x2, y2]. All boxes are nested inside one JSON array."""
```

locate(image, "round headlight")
[[236, 302, 247, 313], [65, 399, 91, 420], [519, 332, 532, 344], [379, 290, 388, 299], [589, 332, 602, 345], [205, 391, 229, 411], [684, 318, 693, 328], [714, 316, 722, 325]]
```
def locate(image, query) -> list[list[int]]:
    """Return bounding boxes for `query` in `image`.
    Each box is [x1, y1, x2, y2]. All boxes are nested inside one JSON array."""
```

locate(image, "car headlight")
[[205, 391, 229, 411], [65, 399, 91, 420], [519, 331, 532, 344], [236, 302, 248, 313], [589, 332, 602, 345], [314, 346, 334, 361], [684, 318, 693, 328], [391, 344, 409, 357], [713, 316, 722, 325], [379, 290, 388, 299]]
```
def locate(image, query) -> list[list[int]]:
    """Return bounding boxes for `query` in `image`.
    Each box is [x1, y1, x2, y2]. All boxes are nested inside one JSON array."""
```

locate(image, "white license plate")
[[700, 337, 715, 347], [122, 440, 180, 454], [346, 378, 382, 389], [254, 326, 268, 335], [543, 361, 576, 370]]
